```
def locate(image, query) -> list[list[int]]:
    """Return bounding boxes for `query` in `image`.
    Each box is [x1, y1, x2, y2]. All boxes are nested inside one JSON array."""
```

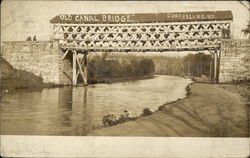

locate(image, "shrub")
[[102, 114, 117, 126], [117, 110, 130, 124], [102, 110, 138, 127], [186, 84, 192, 96], [140, 108, 153, 117]]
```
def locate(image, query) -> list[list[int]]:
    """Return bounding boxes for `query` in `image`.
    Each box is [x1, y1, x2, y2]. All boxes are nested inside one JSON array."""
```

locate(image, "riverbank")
[[219, 81, 250, 104], [88, 82, 249, 137], [0, 57, 46, 91], [90, 74, 154, 84]]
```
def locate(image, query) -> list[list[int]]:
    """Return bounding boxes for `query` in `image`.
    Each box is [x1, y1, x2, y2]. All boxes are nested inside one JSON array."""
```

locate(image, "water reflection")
[[0, 75, 191, 135]]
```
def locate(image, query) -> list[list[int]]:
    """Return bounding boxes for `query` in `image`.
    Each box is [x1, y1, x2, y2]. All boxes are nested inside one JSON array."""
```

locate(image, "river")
[[0, 75, 191, 135]]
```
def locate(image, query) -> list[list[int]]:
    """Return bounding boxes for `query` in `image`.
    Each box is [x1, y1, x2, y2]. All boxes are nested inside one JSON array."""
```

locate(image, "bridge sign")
[[50, 11, 233, 24]]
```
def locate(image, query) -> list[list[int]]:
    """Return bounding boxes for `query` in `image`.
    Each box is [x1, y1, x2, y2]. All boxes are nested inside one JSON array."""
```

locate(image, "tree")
[[26, 36, 32, 41], [183, 52, 212, 77], [33, 35, 37, 41], [242, 21, 250, 39]]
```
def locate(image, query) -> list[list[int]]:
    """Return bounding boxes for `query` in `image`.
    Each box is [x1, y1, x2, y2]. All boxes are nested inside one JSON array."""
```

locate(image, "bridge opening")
[[50, 11, 233, 85]]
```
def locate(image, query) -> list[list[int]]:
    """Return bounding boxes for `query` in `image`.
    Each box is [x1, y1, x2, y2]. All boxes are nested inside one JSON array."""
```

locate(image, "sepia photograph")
[[0, 0, 250, 157]]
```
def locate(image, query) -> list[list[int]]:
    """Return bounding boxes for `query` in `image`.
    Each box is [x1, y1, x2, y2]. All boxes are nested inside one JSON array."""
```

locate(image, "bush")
[[102, 108, 155, 127], [102, 110, 132, 126], [186, 84, 192, 96], [117, 110, 130, 124], [102, 114, 117, 126], [140, 108, 153, 117]]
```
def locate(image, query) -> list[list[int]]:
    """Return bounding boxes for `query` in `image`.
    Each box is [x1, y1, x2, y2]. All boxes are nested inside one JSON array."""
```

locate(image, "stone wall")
[[1, 41, 72, 85], [219, 39, 250, 82]]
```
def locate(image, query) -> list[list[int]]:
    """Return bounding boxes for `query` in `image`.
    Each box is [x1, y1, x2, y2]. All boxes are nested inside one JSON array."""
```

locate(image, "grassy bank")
[[219, 81, 250, 105], [0, 57, 45, 91], [89, 82, 249, 137]]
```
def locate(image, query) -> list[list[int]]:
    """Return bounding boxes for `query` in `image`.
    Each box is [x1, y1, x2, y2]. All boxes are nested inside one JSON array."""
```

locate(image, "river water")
[[0, 75, 191, 135]]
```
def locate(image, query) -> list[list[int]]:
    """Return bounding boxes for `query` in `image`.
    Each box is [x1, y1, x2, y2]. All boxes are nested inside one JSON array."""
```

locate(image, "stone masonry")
[[1, 41, 72, 85], [219, 39, 250, 82]]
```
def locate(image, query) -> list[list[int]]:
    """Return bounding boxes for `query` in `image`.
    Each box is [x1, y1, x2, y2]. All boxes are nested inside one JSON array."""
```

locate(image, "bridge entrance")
[[50, 11, 233, 85]]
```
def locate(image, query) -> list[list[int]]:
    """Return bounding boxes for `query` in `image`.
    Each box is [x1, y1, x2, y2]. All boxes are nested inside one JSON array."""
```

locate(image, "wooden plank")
[[53, 20, 231, 27], [59, 44, 221, 50], [80, 56, 85, 64], [50, 11, 233, 24], [214, 50, 218, 83], [55, 28, 227, 34], [76, 71, 80, 79], [72, 52, 77, 85], [55, 36, 223, 41], [83, 53, 88, 84], [188, 62, 190, 76], [62, 49, 69, 60], [209, 61, 212, 78], [229, 21, 233, 39]]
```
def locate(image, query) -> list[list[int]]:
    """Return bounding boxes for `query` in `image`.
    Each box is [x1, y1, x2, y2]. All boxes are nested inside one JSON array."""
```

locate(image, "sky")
[[1, 1, 249, 42]]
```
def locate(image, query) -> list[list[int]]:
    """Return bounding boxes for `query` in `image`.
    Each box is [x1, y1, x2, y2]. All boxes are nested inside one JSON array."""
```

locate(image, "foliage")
[[88, 53, 155, 83], [151, 56, 184, 75], [183, 52, 212, 77], [102, 114, 117, 126], [149, 52, 212, 77], [140, 108, 153, 117], [186, 84, 192, 96], [102, 108, 154, 127], [88, 52, 213, 81], [242, 21, 250, 38], [102, 110, 134, 127]]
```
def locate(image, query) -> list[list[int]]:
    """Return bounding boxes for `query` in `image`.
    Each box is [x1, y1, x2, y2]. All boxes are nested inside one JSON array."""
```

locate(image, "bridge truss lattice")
[[52, 21, 231, 51]]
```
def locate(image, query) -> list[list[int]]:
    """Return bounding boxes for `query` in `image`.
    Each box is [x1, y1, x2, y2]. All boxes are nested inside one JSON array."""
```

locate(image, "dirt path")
[[88, 83, 249, 137]]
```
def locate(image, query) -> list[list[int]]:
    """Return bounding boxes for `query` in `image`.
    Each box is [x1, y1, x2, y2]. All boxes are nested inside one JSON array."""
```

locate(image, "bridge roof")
[[50, 11, 233, 24]]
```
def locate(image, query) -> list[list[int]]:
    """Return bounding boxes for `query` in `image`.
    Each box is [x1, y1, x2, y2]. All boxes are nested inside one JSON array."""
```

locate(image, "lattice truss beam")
[[52, 21, 231, 50]]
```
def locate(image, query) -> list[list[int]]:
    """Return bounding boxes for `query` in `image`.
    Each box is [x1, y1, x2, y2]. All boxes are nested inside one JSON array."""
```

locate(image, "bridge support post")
[[213, 49, 218, 83], [72, 51, 77, 85], [209, 61, 212, 78], [72, 50, 88, 86], [83, 52, 88, 84]]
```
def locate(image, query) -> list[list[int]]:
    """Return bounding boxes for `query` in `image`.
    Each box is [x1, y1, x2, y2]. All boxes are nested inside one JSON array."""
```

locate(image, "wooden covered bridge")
[[50, 11, 233, 85]]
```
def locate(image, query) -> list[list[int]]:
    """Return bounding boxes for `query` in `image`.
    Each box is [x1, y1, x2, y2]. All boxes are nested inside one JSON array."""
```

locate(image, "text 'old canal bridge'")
[[50, 11, 233, 85]]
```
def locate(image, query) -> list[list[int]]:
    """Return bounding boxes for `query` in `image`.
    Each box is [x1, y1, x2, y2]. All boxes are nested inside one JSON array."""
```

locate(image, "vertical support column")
[[209, 61, 212, 78], [229, 21, 233, 39], [188, 62, 190, 76], [72, 50, 77, 85], [50, 25, 53, 41], [217, 49, 221, 83], [213, 49, 218, 83], [83, 52, 88, 85]]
